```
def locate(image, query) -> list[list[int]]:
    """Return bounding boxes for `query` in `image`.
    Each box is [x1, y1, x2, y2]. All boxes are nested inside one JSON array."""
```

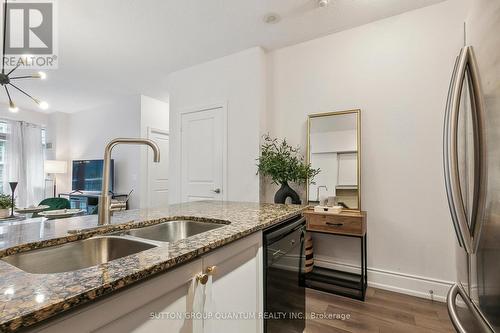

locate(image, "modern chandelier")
[[0, 0, 48, 113]]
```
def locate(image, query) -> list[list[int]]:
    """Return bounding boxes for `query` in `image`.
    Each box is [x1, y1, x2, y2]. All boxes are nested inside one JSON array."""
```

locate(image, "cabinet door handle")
[[212, 188, 221, 194], [206, 265, 217, 275], [196, 273, 209, 285], [326, 222, 343, 227]]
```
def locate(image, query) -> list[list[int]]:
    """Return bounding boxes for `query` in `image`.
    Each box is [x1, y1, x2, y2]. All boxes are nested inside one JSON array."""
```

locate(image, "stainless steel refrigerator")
[[444, 0, 500, 332]]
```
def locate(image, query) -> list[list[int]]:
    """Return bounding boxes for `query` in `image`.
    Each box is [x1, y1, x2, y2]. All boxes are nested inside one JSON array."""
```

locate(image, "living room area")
[[0, 94, 169, 220]]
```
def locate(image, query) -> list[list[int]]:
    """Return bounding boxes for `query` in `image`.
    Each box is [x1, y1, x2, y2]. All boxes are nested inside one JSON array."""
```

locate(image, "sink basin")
[[116, 220, 225, 243], [1, 236, 157, 274]]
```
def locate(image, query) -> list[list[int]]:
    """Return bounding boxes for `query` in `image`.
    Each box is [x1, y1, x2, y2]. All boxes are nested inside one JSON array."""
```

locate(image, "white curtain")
[[3, 121, 45, 207]]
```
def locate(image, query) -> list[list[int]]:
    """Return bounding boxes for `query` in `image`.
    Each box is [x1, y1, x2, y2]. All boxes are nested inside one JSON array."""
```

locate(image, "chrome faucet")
[[98, 138, 160, 225]]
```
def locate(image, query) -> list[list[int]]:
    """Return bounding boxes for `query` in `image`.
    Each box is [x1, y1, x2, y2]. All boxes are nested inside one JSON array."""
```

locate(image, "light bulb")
[[38, 71, 47, 80], [8, 101, 18, 113], [38, 101, 49, 110]]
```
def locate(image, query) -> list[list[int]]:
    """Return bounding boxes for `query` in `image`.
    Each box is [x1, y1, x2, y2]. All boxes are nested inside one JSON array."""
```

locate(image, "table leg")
[[364, 235, 368, 287], [361, 235, 365, 300]]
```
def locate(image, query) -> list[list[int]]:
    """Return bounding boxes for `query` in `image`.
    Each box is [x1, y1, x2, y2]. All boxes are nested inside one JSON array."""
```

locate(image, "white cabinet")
[[33, 259, 203, 333], [31, 231, 262, 333], [202, 231, 263, 333]]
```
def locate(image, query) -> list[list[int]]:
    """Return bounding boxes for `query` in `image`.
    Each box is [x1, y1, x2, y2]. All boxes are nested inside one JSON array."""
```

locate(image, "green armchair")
[[33, 197, 71, 218]]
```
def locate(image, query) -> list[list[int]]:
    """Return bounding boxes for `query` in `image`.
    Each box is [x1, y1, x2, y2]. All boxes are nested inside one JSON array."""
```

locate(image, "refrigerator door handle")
[[444, 49, 466, 249], [465, 46, 487, 253], [447, 284, 494, 333], [444, 46, 487, 254]]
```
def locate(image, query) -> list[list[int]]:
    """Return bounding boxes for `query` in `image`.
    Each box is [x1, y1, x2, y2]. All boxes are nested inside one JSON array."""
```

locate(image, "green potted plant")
[[0, 194, 13, 218], [257, 134, 320, 204]]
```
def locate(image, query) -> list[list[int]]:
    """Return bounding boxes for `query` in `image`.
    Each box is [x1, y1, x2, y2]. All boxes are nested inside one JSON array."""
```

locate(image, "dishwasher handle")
[[264, 216, 306, 245]]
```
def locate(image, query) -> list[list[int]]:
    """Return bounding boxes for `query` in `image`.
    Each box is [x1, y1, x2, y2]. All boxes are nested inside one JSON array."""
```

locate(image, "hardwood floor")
[[305, 288, 455, 333]]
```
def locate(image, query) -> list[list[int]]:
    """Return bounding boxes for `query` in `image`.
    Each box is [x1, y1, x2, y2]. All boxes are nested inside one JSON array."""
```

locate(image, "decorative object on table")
[[38, 209, 85, 220], [304, 233, 314, 274], [257, 134, 320, 204], [313, 205, 343, 214], [15, 205, 50, 214], [0, 194, 13, 218], [44, 160, 68, 197], [0, 1, 48, 113], [315, 185, 329, 204], [8, 181, 17, 217]]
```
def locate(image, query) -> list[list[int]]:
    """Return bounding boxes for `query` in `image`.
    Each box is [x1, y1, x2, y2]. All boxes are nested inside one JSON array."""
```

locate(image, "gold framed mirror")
[[307, 109, 361, 210]]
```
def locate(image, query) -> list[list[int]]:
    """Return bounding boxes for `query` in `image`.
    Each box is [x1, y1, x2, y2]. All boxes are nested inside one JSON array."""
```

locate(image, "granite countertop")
[[0, 201, 305, 332]]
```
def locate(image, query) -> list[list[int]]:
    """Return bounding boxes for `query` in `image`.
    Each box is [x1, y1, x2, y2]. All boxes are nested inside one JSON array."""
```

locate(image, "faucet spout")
[[98, 138, 161, 226], [316, 185, 328, 203]]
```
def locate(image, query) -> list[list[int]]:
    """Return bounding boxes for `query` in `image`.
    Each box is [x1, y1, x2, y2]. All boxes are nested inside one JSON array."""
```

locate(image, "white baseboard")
[[314, 255, 453, 303]]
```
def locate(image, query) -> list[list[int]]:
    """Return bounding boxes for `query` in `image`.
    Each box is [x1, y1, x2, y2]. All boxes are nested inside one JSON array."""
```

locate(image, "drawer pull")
[[326, 222, 344, 227]]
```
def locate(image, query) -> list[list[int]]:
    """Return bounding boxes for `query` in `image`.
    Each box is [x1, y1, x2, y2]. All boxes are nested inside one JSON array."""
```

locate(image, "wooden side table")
[[303, 208, 368, 300]]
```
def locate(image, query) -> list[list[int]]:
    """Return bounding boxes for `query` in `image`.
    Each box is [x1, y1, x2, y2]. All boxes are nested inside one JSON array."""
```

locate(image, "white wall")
[[139, 95, 169, 208], [45, 112, 71, 195], [167, 47, 266, 204], [0, 104, 49, 126], [49, 96, 143, 208], [46, 95, 169, 210], [265, 0, 467, 300]]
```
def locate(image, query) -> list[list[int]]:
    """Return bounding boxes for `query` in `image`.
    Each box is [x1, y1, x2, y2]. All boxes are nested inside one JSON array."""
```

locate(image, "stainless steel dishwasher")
[[263, 214, 306, 333]]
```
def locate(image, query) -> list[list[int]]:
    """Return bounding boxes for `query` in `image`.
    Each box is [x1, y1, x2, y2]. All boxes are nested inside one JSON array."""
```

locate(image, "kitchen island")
[[0, 201, 305, 332]]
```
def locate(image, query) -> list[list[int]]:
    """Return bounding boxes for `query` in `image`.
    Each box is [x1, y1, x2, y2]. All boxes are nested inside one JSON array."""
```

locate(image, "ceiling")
[[3, 0, 446, 113]]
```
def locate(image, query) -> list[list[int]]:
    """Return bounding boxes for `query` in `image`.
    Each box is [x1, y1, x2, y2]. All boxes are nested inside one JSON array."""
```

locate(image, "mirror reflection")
[[308, 110, 360, 210]]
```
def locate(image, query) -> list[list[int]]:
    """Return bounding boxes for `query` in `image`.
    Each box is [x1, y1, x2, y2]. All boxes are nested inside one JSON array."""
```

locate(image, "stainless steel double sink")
[[1, 220, 225, 274]]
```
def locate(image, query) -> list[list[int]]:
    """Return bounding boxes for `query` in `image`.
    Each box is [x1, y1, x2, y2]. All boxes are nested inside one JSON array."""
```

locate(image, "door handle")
[[443, 45, 487, 254], [444, 47, 470, 252], [212, 188, 221, 194], [196, 273, 209, 285], [444, 51, 463, 248], [464, 46, 487, 252], [447, 284, 493, 333]]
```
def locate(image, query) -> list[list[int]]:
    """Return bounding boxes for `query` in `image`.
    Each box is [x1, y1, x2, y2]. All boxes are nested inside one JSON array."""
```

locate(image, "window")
[[0, 122, 46, 194], [41, 128, 46, 147], [0, 122, 7, 191]]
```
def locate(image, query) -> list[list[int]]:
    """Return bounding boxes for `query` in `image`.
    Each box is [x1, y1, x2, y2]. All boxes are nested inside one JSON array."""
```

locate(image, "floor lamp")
[[45, 160, 67, 197]]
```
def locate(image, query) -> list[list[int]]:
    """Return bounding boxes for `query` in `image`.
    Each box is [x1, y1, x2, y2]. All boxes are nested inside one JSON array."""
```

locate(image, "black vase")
[[9, 182, 17, 217], [274, 182, 301, 204]]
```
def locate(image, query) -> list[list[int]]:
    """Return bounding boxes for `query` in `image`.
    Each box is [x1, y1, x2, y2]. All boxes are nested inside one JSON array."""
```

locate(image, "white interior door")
[[147, 128, 169, 208], [181, 107, 225, 202]]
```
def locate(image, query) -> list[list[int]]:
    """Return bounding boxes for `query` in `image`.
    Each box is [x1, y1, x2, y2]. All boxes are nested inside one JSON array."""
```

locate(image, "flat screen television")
[[72, 159, 114, 192]]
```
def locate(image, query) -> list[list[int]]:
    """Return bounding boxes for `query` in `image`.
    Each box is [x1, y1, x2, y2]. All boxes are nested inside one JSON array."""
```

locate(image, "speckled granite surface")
[[0, 201, 305, 332]]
